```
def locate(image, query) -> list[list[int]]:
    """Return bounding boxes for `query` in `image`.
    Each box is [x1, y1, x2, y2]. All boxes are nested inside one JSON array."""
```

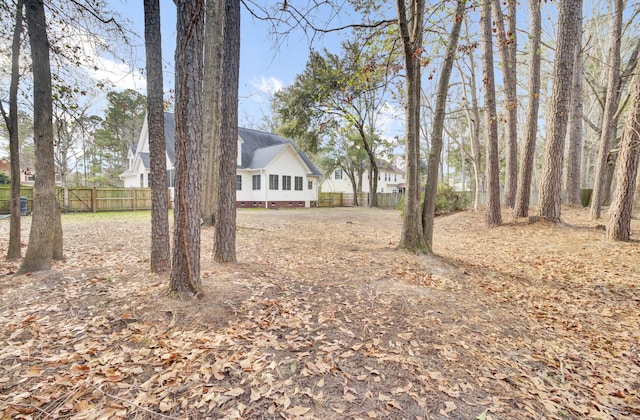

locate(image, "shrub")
[[435, 183, 469, 214], [397, 183, 470, 215], [0, 171, 10, 185]]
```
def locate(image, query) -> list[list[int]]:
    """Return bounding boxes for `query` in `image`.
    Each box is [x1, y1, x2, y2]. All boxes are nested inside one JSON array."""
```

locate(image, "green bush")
[[397, 183, 470, 215], [0, 171, 10, 185], [435, 183, 470, 214]]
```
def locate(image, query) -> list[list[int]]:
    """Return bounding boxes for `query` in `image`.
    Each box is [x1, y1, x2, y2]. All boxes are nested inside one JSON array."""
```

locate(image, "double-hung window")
[[294, 176, 303, 191], [269, 174, 279, 190], [282, 175, 292, 190], [252, 174, 261, 190], [236, 175, 242, 190], [335, 169, 343, 180]]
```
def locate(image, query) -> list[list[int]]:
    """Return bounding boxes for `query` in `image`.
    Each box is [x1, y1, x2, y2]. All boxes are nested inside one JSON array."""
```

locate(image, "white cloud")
[[87, 56, 147, 93], [250, 76, 284, 99], [377, 102, 405, 141], [249, 76, 284, 103]]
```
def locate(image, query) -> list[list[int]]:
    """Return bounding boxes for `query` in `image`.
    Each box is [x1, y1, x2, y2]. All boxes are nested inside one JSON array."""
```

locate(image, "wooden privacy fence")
[[0, 186, 159, 213], [318, 192, 402, 209]]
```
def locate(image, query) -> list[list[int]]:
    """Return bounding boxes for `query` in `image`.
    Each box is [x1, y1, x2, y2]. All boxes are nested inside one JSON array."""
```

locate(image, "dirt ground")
[[0, 207, 639, 419]]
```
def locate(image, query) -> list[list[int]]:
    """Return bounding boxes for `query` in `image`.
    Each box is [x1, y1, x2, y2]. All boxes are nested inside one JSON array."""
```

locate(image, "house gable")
[[123, 113, 321, 207]]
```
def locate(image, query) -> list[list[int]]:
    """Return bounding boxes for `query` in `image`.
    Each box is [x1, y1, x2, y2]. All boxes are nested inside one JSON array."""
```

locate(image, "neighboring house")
[[320, 159, 406, 194], [0, 156, 63, 185], [120, 112, 322, 208], [0, 157, 10, 174]]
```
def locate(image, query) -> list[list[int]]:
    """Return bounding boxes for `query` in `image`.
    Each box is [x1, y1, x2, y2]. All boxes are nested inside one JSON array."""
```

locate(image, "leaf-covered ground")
[[0, 207, 639, 419]]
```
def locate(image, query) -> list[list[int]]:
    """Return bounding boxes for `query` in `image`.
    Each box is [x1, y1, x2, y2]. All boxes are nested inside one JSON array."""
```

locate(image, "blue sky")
[[104, 1, 346, 128]]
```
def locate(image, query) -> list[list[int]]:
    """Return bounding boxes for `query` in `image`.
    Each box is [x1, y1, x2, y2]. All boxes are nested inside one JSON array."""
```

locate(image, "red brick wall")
[[236, 201, 307, 209], [0, 158, 10, 173]]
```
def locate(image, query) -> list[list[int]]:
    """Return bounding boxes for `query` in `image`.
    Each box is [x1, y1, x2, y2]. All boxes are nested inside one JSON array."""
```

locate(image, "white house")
[[320, 159, 406, 194], [120, 112, 322, 208]]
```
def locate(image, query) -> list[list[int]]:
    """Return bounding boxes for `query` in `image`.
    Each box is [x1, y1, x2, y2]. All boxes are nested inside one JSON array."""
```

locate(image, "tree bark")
[[201, 0, 223, 227], [589, 0, 622, 220], [480, 0, 502, 227], [492, 0, 517, 208], [3, 0, 24, 260], [213, 0, 239, 263], [537, 0, 581, 222], [397, 0, 427, 252], [565, 12, 584, 207], [514, 0, 542, 218], [457, 20, 483, 212], [18, 0, 61, 273], [422, 0, 465, 251], [602, 41, 640, 206], [144, 0, 170, 273], [170, 0, 204, 296], [607, 61, 640, 241]]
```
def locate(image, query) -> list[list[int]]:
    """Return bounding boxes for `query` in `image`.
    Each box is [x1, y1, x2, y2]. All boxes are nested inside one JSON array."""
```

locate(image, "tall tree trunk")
[[397, 0, 427, 252], [492, 0, 517, 208], [422, 0, 465, 251], [213, 0, 239, 263], [18, 0, 61, 273], [144, 0, 170, 273], [514, 0, 542, 218], [170, 0, 204, 296], [602, 41, 640, 206], [369, 163, 378, 206], [356, 124, 378, 207], [537, 0, 581, 222], [565, 11, 584, 207], [480, 0, 502, 227], [1, 0, 24, 260], [589, 0, 622, 220], [458, 22, 483, 212], [607, 61, 640, 241], [201, 0, 223, 227]]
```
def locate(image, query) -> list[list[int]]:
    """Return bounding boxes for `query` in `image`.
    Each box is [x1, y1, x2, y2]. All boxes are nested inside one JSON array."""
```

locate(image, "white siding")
[[236, 171, 267, 202], [320, 168, 405, 194], [263, 147, 312, 202], [235, 147, 320, 206]]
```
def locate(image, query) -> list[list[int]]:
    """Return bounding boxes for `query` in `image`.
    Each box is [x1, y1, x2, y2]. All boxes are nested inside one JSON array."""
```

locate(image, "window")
[[295, 176, 303, 191], [395, 174, 397, 182], [167, 169, 175, 187], [282, 175, 292, 190], [269, 174, 279, 190], [252, 174, 261, 190], [55, 174, 62, 183], [334, 169, 343, 180], [308, 179, 313, 190], [140, 173, 144, 188], [236, 175, 242, 190]]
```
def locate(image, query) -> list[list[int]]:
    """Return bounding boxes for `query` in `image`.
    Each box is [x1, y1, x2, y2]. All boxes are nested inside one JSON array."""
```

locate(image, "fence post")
[[91, 187, 97, 213], [133, 188, 137, 211]]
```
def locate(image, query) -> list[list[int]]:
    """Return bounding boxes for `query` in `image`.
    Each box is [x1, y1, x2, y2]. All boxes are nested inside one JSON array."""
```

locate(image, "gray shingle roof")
[[139, 152, 150, 169], [161, 114, 321, 176], [237, 127, 322, 176], [163, 112, 175, 164], [248, 143, 288, 169]]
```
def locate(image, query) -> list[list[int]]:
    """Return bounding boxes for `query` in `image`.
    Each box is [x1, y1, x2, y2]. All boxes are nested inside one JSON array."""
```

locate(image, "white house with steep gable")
[[120, 112, 322, 208], [320, 159, 406, 194]]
